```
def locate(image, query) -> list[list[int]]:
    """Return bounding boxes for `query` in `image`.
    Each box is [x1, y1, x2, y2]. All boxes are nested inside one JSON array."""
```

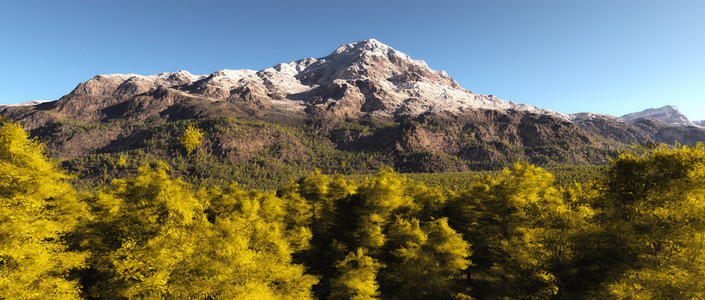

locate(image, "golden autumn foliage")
[[329, 248, 382, 300], [179, 125, 203, 155], [2, 121, 705, 299], [78, 167, 317, 299], [601, 144, 705, 299], [0, 121, 89, 299]]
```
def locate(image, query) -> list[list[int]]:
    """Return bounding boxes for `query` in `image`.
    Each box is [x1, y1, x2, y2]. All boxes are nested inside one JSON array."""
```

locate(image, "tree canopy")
[[2, 121, 705, 299]]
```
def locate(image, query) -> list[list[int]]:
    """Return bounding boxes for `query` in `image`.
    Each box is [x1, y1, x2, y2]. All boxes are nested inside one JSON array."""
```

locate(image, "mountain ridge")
[[64, 39, 568, 119], [3, 40, 700, 130], [1, 39, 705, 188], [620, 105, 696, 127]]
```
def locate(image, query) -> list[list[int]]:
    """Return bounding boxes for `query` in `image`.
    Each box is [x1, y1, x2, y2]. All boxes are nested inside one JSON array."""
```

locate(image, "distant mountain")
[[0, 100, 54, 107], [1, 39, 704, 187], [571, 112, 705, 145], [695, 120, 705, 127], [620, 105, 695, 127], [64, 39, 565, 120]]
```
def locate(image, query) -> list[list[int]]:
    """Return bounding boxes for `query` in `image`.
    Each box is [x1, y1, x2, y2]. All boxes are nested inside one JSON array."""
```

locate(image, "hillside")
[[620, 105, 695, 126], [1, 39, 704, 188]]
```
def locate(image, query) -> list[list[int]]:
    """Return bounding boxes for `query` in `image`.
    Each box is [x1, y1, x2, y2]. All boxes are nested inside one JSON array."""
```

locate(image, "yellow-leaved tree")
[[78, 165, 317, 299], [197, 184, 318, 299], [291, 168, 471, 299], [445, 161, 584, 299], [0, 121, 89, 299], [329, 248, 382, 300], [600, 144, 705, 298], [80, 165, 207, 298], [179, 125, 203, 155]]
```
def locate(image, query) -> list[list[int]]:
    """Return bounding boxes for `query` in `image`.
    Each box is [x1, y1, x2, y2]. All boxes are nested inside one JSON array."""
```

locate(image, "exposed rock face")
[[2, 38, 705, 172], [620, 105, 695, 127], [0, 100, 54, 107], [70, 71, 203, 98], [571, 112, 705, 145], [571, 112, 653, 144], [65, 39, 567, 119], [328, 109, 608, 171]]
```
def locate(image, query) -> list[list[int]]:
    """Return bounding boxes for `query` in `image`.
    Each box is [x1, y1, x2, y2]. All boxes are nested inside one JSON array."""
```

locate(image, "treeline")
[[2, 120, 705, 299], [45, 116, 617, 191]]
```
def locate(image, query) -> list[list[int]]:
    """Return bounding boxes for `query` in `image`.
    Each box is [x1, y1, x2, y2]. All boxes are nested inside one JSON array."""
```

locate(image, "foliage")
[[3, 121, 705, 298], [77, 166, 317, 299], [179, 124, 203, 155], [381, 217, 471, 299], [329, 248, 382, 300], [0, 121, 89, 299], [37, 116, 616, 191], [599, 144, 705, 298], [445, 162, 574, 298]]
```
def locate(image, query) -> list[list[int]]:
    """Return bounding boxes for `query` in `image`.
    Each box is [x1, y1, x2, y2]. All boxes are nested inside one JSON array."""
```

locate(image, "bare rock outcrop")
[[620, 105, 695, 127], [60, 39, 568, 120]]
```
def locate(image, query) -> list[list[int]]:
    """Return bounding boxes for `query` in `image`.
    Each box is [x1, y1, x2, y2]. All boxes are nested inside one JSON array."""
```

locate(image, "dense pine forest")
[[2, 119, 705, 299], [33, 115, 615, 192]]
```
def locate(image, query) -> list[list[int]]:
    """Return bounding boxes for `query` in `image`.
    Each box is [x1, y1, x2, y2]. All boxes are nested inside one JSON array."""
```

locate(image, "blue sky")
[[1, 0, 704, 120]]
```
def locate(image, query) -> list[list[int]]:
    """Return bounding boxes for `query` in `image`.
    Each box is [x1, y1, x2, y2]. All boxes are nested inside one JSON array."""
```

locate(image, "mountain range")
[[620, 105, 700, 127], [1, 39, 704, 187]]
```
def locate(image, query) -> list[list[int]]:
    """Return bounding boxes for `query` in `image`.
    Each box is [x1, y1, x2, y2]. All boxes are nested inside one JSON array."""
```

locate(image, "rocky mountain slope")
[[620, 105, 695, 127], [61, 39, 566, 120], [1, 39, 704, 187], [571, 112, 705, 145]]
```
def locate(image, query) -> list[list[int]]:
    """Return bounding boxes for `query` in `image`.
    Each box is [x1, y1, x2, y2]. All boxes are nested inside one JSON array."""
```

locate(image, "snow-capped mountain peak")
[[67, 39, 567, 119], [620, 105, 695, 127]]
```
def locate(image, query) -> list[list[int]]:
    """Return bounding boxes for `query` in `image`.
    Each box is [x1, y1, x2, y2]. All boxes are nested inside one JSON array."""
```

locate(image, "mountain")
[[0, 100, 54, 107], [695, 120, 705, 127], [1, 39, 704, 188], [620, 105, 695, 127], [571, 112, 705, 145], [63, 39, 565, 120]]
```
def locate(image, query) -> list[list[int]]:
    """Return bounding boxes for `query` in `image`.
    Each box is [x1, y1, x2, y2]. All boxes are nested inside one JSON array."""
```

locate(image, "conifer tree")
[[278, 170, 355, 299], [188, 184, 318, 299], [351, 168, 419, 249]]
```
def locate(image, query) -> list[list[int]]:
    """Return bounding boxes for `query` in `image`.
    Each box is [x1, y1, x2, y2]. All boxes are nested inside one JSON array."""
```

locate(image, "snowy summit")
[[68, 39, 567, 119]]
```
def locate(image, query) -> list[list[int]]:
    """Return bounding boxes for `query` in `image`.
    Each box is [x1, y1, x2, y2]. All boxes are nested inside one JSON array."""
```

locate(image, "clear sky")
[[1, 0, 704, 120]]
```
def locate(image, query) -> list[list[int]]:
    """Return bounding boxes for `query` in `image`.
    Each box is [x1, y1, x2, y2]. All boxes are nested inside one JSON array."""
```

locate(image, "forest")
[[2, 119, 705, 299]]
